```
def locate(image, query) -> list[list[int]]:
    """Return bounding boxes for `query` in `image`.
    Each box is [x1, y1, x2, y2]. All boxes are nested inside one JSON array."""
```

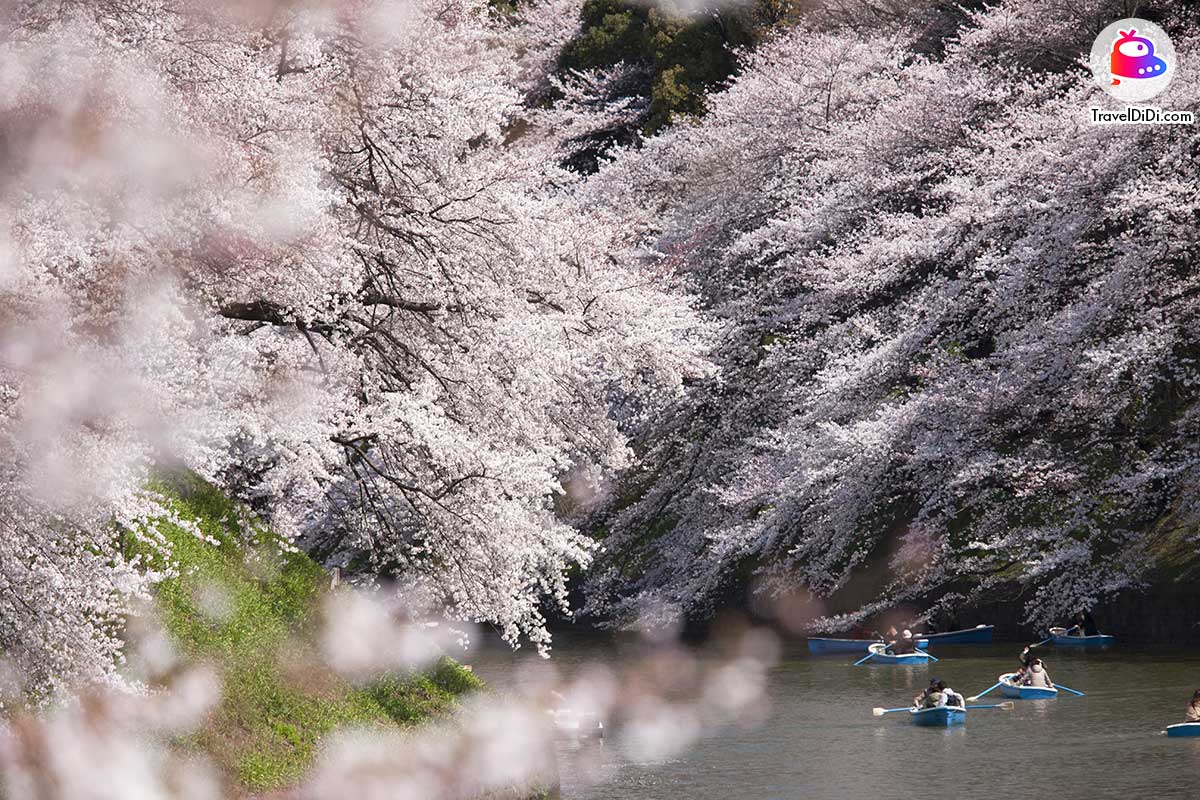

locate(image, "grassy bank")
[[134, 474, 482, 792]]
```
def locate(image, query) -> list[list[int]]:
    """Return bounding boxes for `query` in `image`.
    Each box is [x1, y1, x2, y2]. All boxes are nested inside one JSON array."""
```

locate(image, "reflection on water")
[[471, 633, 1200, 799]]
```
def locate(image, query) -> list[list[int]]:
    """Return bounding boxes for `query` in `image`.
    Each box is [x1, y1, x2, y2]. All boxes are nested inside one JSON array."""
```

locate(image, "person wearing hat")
[[889, 628, 918, 655]]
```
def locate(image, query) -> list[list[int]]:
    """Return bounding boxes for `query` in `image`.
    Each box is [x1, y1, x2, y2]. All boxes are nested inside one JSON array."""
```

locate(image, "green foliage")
[[135, 474, 481, 792], [558, 0, 755, 132], [358, 657, 483, 724], [940, 340, 965, 359], [488, 0, 525, 16]]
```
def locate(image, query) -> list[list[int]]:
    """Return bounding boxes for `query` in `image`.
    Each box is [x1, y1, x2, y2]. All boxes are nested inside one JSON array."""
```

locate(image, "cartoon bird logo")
[[1109, 28, 1167, 85]]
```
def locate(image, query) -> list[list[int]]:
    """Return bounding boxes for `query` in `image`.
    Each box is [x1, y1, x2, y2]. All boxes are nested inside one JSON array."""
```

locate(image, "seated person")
[[1020, 657, 1053, 688], [889, 629, 918, 655], [914, 678, 939, 709], [1067, 610, 1100, 636], [937, 681, 965, 709], [1013, 645, 1033, 682], [1186, 690, 1200, 723]]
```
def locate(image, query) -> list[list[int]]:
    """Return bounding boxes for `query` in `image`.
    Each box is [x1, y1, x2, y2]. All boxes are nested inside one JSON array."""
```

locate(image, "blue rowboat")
[[910, 706, 965, 727], [921, 625, 993, 645], [808, 637, 928, 655], [1167, 723, 1200, 738], [807, 637, 878, 654], [1048, 627, 1115, 647], [998, 672, 1057, 700], [862, 643, 932, 665]]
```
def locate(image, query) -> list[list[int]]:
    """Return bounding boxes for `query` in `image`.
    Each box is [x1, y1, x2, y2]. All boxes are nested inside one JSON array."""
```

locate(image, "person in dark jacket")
[[889, 629, 918, 655], [1014, 645, 1034, 682], [1069, 610, 1099, 636]]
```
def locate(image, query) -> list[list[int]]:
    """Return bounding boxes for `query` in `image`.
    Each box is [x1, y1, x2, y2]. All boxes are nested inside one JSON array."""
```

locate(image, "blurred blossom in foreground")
[[0, 0, 709, 702], [303, 700, 558, 800], [320, 587, 475, 683], [0, 588, 780, 799], [0, 672, 223, 800]]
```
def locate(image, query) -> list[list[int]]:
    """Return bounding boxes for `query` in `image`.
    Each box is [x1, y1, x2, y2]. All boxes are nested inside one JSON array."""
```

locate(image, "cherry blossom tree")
[[0, 0, 706, 692], [584, 0, 1200, 632]]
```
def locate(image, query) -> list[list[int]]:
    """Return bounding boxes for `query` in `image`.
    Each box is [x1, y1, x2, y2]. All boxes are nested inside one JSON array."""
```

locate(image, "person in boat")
[[1186, 690, 1200, 723], [1067, 610, 1099, 636], [914, 679, 943, 709], [913, 679, 963, 709], [937, 680, 965, 709], [1013, 645, 1033, 682], [1020, 657, 1053, 688], [888, 629, 918, 655]]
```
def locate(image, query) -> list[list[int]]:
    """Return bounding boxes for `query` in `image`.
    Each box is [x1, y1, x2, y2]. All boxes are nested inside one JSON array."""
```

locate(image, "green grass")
[[134, 473, 482, 792]]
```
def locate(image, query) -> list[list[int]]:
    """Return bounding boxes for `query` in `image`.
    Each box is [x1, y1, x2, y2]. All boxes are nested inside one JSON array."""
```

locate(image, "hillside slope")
[[139, 475, 482, 793]]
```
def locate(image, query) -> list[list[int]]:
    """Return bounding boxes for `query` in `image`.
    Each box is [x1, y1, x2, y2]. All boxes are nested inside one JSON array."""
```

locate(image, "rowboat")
[[808, 637, 928, 654], [921, 625, 993, 645], [998, 672, 1057, 700], [807, 637, 879, 654], [1166, 723, 1200, 738], [862, 643, 932, 665], [1048, 627, 1115, 647], [910, 706, 965, 727]]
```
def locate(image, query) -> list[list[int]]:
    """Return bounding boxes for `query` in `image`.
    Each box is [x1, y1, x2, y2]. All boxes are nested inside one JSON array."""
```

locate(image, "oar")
[[854, 650, 879, 666], [1054, 683, 1085, 697], [968, 681, 1003, 701], [872, 706, 915, 716], [854, 644, 890, 666], [1028, 636, 1053, 649], [965, 702, 1014, 710], [923, 651, 940, 662]]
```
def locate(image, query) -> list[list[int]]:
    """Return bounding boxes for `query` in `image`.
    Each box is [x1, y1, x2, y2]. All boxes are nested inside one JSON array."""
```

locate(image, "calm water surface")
[[472, 634, 1200, 799]]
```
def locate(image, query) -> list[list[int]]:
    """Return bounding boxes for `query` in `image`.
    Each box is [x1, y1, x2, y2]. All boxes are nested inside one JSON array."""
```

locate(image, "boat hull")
[[808, 637, 879, 654], [1050, 633, 1115, 647], [808, 637, 928, 654], [998, 673, 1057, 700], [809, 625, 989, 653], [910, 706, 965, 727], [1167, 723, 1200, 738], [865, 651, 932, 665], [922, 625, 994, 645]]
